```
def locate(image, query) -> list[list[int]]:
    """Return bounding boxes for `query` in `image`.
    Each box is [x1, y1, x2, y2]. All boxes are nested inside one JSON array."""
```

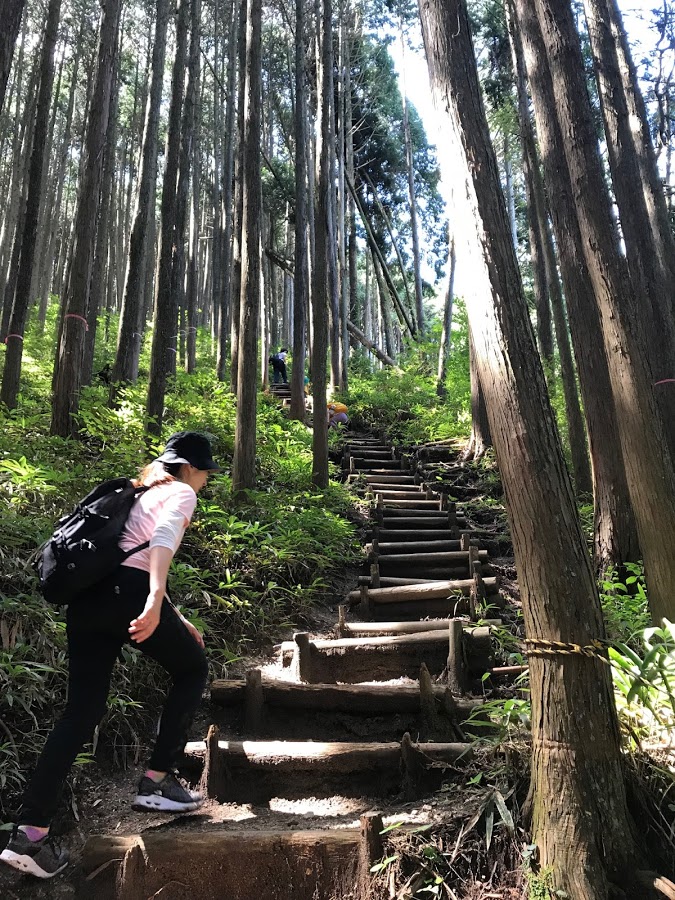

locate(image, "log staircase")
[[81, 435, 515, 900]]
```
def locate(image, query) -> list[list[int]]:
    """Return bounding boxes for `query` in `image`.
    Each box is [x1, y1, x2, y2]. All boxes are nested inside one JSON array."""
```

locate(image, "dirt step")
[[374, 550, 488, 565], [373, 490, 429, 501], [337, 620, 497, 638], [347, 450, 396, 459], [365, 483, 424, 493], [381, 508, 457, 520], [197, 734, 472, 802], [82, 829, 362, 900], [282, 629, 491, 683], [350, 459, 406, 470], [379, 498, 441, 509]]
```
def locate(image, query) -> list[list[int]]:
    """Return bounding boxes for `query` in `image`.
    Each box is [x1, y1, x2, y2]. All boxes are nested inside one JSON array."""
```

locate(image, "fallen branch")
[[347, 319, 396, 366]]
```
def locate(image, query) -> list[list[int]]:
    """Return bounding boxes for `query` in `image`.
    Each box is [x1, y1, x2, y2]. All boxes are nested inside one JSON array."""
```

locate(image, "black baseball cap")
[[156, 431, 221, 471]]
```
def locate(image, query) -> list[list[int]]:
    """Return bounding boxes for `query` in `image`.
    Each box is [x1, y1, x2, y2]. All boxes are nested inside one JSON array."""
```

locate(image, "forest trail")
[[78, 434, 518, 900]]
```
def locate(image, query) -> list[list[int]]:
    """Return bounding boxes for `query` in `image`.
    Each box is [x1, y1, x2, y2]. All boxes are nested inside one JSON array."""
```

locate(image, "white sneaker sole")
[[132, 793, 203, 813], [0, 848, 68, 879]]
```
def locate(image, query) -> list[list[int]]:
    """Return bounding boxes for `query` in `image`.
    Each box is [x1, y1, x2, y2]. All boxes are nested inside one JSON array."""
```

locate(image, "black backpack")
[[36, 477, 150, 606]]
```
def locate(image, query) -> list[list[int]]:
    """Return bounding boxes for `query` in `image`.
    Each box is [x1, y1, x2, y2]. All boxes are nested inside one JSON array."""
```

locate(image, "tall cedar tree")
[[312, 0, 332, 488], [146, 0, 189, 436], [231, 0, 262, 494], [290, 0, 309, 420], [417, 0, 658, 895], [533, 0, 675, 625], [508, 0, 639, 569], [112, 0, 170, 393], [0, 0, 60, 409], [0, 0, 25, 115], [51, 0, 121, 437], [583, 0, 675, 455]]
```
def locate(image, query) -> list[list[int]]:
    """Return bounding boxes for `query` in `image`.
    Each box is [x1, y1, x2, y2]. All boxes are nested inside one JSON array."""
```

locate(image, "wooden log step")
[[376, 567, 471, 581], [348, 450, 395, 459], [376, 529, 460, 541], [382, 497, 441, 506], [375, 550, 488, 565], [211, 677, 480, 716], [367, 483, 424, 493], [360, 474, 418, 484], [197, 735, 473, 802], [352, 459, 407, 470], [348, 577, 499, 603], [374, 490, 428, 501], [82, 829, 362, 900], [375, 540, 478, 553], [283, 629, 491, 683]]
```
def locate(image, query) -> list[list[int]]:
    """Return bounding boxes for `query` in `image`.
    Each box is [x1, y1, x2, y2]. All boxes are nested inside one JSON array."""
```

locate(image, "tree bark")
[[290, 0, 308, 420], [231, 0, 262, 494], [510, 0, 639, 571], [465, 327, 491, 460], [51, 0, 120, 437], [0, 0, 25, 116], [145, 0, 189, 436], [583, 0, 675, 457], [229, 0, 248, 392], [533, 0, 675, 624], [436, 228, 455, 397], [347, 319, 395, 367], [418, 0, 645, 895], [401, 38, 424, 337], [311, 0, 332, 488], [112, 0, 169, 393], [0, 0, 59, 409]]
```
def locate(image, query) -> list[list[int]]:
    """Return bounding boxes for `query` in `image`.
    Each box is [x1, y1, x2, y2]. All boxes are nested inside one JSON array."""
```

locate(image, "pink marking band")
[[654, 379, 675, 386], [65, 313, 89, 331], [4, 333, 24, 343]]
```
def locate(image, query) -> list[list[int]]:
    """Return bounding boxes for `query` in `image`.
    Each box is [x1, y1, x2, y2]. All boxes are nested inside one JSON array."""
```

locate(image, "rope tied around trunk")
[[522, 637, 610, 663]]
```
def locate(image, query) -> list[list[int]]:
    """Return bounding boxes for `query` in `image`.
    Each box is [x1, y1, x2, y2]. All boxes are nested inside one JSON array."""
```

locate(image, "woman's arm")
[[128, 546, 174, 643]]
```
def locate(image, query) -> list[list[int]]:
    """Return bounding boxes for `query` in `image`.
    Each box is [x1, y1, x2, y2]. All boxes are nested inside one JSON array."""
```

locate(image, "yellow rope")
[[522, 637, 610, 663]]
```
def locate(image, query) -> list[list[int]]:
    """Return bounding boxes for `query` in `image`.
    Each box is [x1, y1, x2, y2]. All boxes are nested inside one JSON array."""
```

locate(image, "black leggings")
[[19, 566, 208, 827]]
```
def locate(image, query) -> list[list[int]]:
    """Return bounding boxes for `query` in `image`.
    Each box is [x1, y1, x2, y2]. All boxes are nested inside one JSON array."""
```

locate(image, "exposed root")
[[636, 871, 675, 900]]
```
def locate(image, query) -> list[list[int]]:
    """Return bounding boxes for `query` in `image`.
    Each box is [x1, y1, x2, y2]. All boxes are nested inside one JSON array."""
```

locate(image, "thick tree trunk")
[[231, 0, 262, 494], [436, 228, 455, 397], [534, 0, 675, 623], [510, 0, 639, 571], [145, 0, 189, 435], [401, 43, 424, 336], [290, 0, 308, 420], [465, 328, 491, 460], [347, 319, 395, 367], [583, 0, 675, 456], [51, 0, 120, 437], [0, 0, 59, 408], [0, 0, 25, 116], [311, 0, 332, 489], [112, 0, 169, 393], [418, 0, 647, 896]]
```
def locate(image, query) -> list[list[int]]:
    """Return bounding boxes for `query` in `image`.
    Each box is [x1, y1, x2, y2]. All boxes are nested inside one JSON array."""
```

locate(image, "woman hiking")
[[1, 431, 219, 879]]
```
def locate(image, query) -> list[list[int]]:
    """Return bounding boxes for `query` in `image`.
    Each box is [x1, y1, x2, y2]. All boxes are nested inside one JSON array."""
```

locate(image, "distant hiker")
[[0, 432, 219, 880], [96, 363, 112, 385], [328, 401, 349, 429], [269, 347, 288, 384]]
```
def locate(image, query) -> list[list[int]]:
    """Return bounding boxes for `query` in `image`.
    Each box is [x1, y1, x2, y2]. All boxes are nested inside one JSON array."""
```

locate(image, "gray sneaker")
[[0, 826, 69, 878], [133, 772, 203, 812]]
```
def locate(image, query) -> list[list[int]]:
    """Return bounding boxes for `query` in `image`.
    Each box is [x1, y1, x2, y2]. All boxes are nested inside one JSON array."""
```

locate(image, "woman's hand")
[[181, 616, 205, 648], [129, 595, 163, 643]]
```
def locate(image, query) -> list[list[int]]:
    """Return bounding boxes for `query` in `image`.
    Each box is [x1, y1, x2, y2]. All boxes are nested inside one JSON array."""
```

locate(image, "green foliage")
[[347, 299, 470, 441], [599, 562, 651, 646]]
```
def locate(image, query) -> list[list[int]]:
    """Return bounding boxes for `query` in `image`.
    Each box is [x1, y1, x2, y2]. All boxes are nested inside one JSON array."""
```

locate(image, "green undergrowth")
[[0, 342, 361, 812]]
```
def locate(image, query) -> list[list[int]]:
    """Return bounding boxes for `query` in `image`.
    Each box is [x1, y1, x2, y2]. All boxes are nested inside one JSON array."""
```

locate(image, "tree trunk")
[[510, 0, 639, 571], [231, 0, 262, 494], [112, 0, 169, 393], [311, 0, 332, 488], [185, 25, 201, 376], [0, 0, 25, 116], [82, 51, 119, 387], [418, 1, 649, 896], [0, 0, 59, 409], [401, 39, 424, 337], [229, 0, 248, 392], [465, 328, 491, 460], [145, 0, 189, 436], [533, 0, 675, 623], [347, 319, 395, 367], [290, 0, 308, 420], [436, 229, 455, 397], [583, 0, 675, 457], [51, 0, 120, 437]]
